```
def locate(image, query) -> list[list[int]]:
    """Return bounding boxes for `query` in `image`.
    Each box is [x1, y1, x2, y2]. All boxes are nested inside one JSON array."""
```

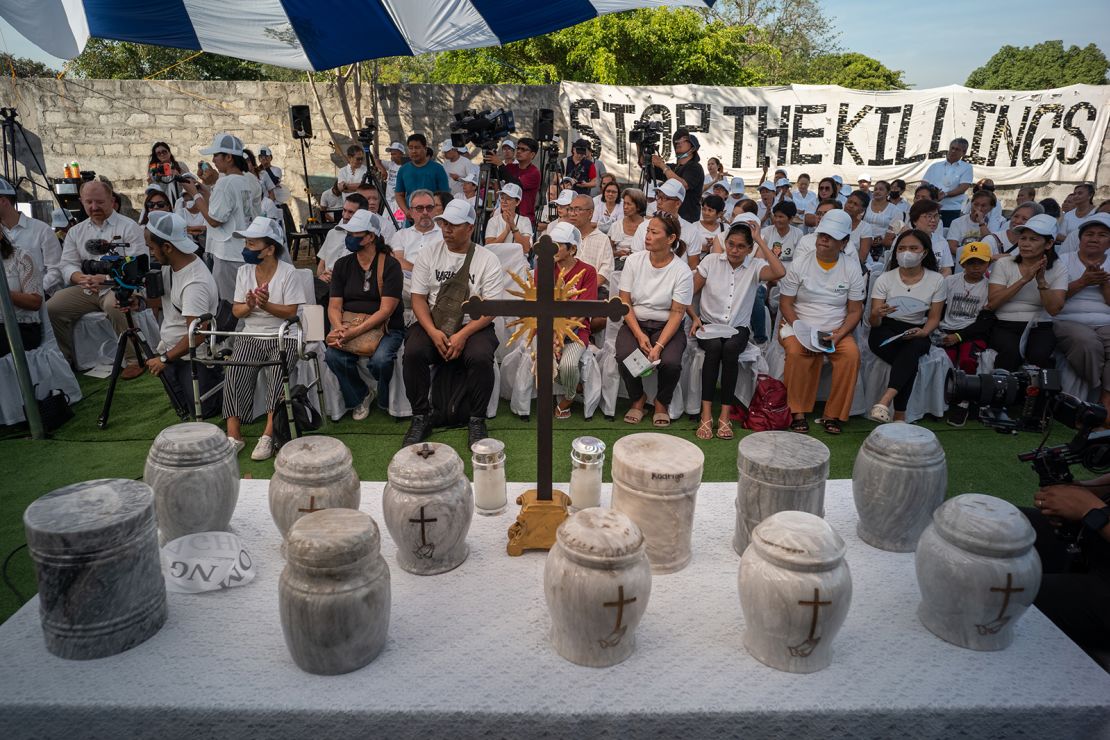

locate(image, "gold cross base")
[[506, 488, 571, 556]]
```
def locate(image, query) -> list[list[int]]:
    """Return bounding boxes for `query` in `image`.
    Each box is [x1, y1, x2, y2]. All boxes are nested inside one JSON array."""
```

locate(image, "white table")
[[2, 481, 1108, 739]]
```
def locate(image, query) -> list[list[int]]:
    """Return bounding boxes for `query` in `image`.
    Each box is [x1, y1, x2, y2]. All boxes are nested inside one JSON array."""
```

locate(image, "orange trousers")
[[782, 334, 860, 421]]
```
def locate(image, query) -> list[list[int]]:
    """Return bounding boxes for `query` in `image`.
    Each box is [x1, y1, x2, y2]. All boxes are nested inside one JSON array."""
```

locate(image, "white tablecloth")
[[2, 480, 1108, 739]]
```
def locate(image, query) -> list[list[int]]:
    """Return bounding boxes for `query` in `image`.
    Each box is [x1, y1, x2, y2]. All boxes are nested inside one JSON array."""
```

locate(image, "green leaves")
[[966, 41, 1109, 90]]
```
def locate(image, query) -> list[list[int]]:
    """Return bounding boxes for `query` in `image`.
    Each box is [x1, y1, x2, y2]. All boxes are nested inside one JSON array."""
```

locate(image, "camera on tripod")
[[629, 119, 664, 156], [945, 367, 1106, 433], [80, 240, 164, 303], [356, 117, 377, 147], [450, 108, 516, 152]]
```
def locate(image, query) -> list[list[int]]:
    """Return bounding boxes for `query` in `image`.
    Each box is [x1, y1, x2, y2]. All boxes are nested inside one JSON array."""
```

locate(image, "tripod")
[[98, 301, 191, 429], [636, 142, 662, 193], [535, 140, 561, 223], [295, 134, 315, 224], [359, 136, 401, 231], [472, 159, 501, 245]]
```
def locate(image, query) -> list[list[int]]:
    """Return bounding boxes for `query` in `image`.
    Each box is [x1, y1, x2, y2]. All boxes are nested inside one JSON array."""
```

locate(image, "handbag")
[[28, 388, 73, 434], [339, 254, 386, 357], [430, 243, 476, 337]]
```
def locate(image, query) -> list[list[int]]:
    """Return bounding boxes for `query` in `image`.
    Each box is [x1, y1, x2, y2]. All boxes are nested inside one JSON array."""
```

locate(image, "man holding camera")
[[651, 127, 705, 223], [142, 211, 222, 417], [562, 139, 598, 196], [47, 180, 146, 375]]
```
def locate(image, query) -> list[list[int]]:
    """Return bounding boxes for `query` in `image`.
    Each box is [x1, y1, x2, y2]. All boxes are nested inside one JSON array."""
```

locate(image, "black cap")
[[573, 138, 590, 150]]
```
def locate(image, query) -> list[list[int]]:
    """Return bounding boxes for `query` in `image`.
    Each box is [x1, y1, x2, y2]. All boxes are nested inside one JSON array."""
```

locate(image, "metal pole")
[[0, 260, 44, 439], [299, 136, 315, 223]]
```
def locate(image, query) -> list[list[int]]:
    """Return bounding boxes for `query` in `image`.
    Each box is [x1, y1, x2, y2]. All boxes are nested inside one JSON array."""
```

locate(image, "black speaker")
[[290, 105, 312, 139], [535, 108, 555, 142]]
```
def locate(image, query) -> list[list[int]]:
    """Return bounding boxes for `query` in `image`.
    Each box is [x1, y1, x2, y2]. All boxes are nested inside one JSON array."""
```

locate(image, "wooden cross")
[[415, 443, 436, 460], [409, 506, 438, 545], [989, 573, 1024, 621], [603, 585, 637, 633], [298, 496, 324, 514], [464, 235, 628, 502]]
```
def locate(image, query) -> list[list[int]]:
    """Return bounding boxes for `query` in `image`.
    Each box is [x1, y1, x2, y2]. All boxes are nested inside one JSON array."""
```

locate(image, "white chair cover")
[[0, 304, 83, 425], [387, 350, 501, 420], [72, 308, 161, 369], [860, 339, 953, 423], [499, 338, 603, 419]]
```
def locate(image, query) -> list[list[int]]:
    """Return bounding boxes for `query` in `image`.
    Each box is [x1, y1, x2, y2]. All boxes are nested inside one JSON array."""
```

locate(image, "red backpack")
[[743, 374, 792, 431]]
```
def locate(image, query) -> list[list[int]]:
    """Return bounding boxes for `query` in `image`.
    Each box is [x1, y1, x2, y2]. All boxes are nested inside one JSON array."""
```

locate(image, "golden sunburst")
[[504, 267, 587, 349]]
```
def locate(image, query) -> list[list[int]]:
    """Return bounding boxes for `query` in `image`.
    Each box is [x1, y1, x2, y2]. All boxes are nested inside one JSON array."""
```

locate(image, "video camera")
[[450, 108, 516, 152], [356, 117, 377, 147], [150, 163, 190, 186], [629, 119, 664, 156], [81, 240, 164, 303]]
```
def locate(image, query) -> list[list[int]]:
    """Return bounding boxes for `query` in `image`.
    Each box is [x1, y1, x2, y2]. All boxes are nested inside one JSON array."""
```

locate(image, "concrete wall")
[[1, 77, 1106, 226]]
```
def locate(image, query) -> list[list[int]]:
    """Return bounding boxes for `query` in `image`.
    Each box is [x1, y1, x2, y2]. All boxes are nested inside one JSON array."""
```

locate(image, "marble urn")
[[279, 508, 391, 675], [852, 424, 946, 552], [738, 510, 851, 674], [383, 442, 473, 575], [269, 436, 360, 551], [544, 508, 652, 667], [734, 432, 829, 556], [610, 433, 704, 574], [915, 494, 1041, 651], [23, 479, 168, 660], [144, 421, 240, 543]]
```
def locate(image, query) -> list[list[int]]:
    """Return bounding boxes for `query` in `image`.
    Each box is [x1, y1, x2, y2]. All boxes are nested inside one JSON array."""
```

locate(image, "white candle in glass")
[[471, 438, 507, 515], [569, 436, 606, 510]]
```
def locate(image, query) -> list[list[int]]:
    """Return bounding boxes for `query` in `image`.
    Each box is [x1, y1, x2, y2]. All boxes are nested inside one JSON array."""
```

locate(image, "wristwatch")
[[1082, 505, 1110, 533], [159, 353, 170, 364]]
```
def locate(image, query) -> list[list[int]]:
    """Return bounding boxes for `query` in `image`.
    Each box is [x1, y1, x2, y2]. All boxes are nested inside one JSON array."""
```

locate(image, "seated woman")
[[139, 186, 171, 226], [0, 234, 43, 357], [146, 141, 190, 203], [324, 210, 405, 420], [1052, 214, 1110, 408], [611, 188, 646, 270], [987, 214, 1068, 370], [616, 212, 694, 427], [984, 200, 1043, 257], [778, 209, 866, 434], [843, 189, 873, 264], [688, 221, 785, 440], [593, 180, 623, 235], [866, 229, 946, 423], [546, 222, 599, 419], [224, 217, 309, 460], [761, 201, 803, 262], [908, 199, 954, 276]]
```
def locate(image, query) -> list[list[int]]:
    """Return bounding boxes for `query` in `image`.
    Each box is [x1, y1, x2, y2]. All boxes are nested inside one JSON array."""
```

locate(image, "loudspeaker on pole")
[[290, 105, 313, 139]]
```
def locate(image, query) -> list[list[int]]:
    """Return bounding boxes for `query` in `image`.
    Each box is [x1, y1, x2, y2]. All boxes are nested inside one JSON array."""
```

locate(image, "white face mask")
[[896, 250, 925, 268]]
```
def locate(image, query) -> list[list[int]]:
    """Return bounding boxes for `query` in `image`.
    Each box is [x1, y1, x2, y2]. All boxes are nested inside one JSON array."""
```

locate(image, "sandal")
[[653, 411, 671, 427], [790, 417, 809, 433], [868, 404, 892, 423], [695, 419, 713, 440], [623, 407, 645, 424], [555, 401, 572, 420], [716, 419, 734, 440], [822, 418, 843, 435]]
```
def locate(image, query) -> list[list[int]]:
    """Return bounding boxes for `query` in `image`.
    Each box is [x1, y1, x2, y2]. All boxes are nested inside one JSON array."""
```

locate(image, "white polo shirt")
[[779, 251, 867, 332], [388, 225, 442, 268], [3, 213, 62, 294], [793, 189, 818, 218], [619, 250, 694, 322], [696, 253, 767, 327], [922, 158, 974, 211]]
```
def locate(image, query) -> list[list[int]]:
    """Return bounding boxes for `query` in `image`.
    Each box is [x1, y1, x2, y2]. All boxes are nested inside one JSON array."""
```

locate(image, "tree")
[[966, 41, 1108, 90], [0, 53, 58, 78], [68, 39, 275, 80], [804, 52, 907, 90]]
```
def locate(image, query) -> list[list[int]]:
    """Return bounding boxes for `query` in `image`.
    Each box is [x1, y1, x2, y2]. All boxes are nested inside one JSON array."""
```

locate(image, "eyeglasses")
[[154, 149, 169, 155], [411, 204, 435, 212], [146, 201, 170, 210], [516, 147, 532, 153]]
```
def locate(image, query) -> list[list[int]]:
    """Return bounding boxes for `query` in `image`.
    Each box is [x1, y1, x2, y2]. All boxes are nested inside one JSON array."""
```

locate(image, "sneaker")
[[352, 394, 374, 421], [402, 415, 432, 447], [228, 436, 245, 454], [467, 416, 488, 449], [947, 402, 969, 427], [251, 434, 275, 461]]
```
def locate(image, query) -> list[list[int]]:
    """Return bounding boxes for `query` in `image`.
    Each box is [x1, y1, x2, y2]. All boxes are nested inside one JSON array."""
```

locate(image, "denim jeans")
[[325, 326, 406, 410]]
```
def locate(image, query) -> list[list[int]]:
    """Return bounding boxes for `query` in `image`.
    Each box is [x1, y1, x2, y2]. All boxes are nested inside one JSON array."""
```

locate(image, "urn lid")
[[859, 424, 945, 465], [571, 436, 606, 464], [737, 431, 829, 485], [557, 508, 644, 561], [286, 508, 381, 569], [387, 442, 464, 492], [611, 433, 703, 493], [930, 493, 1035, 558], [750, 510, 846, 571], [274, 436, 353, 483], [146, 422, 234, 467], [24, 479, 156, 555], [470, 438, 505, 464]]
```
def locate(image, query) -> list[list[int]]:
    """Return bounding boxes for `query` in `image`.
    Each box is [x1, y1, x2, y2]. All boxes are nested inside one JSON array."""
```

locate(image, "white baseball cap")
[[546, 221, 581, 247], [51, 207, 71, 228], [335, 210, 381, 235], [500, 183, 523, 201], [146, 211, 198, 254], [1078, 213, 1110, 235], [857, 172, 871, 183], [258, 146, 273, 157], [460, 172, 479, 186], [386, 141, 405, 153], [436, 199, 476, 225], [731, 212, 761, 230], [555, 189, 576, 206], [774, 178, 790, 189], [815, 209, 853, 240], [729, 177, 746, 194], [0, 177, 14, 196], [758, 180, 775, 191], [501, 139, 517, 150], [144, 183, 166, 196], [656, 179, 686, 201], [232, 216, 283, 242], [439, 139, 456, 154], [1015, 213, 1058, 238], [200, 132, 244, 157], [832, 175, 844, 184]]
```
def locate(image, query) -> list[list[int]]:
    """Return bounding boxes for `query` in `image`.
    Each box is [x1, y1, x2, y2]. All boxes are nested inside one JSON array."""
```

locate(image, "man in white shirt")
[[46, 180, 146, 374], [441, 140, 478, 196], [792, 200, 847, 263], [256, 146, 287, 205], [402, 199, 504, 448], [0, 177, 62, 295], [377, 142, 406, 209], [792, 173, 818, 232], [389, 189, 442, 272], [337, 145, 367, 193], [142, 211, 221, 417], [922, 137, 974, 228], [319, 181, 345, 216], [568, 193, 614, 291]]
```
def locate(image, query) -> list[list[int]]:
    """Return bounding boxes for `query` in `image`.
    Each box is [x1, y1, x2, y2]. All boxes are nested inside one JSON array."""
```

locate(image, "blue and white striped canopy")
[[2, 1, 715, 72]]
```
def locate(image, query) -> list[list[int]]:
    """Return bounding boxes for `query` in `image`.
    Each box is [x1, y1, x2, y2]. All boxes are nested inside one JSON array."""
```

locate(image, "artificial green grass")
[[0, 372, 1070, 624]]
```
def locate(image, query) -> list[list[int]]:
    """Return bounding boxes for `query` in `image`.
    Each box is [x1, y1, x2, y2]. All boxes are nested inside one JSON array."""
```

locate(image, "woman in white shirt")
[[688, 221, 784, 440], [1052, 215, 1110, 408], [866, 229, 947, 423], [908, 199, 954, 276], [862, 180, 896, 258], [616, 212, 694, 427], [612, 188, 646, 270], [593, 180, 623, 235], [987, 214, 1068, 371], [761, 201, 803, 262], [985, 201, 1042, 258], [0, 235, 42, 356], [947, 189, 998, 259], [702, 157, 728, 193], [843, 190, 873, 265], [223, 217, 308, 461]]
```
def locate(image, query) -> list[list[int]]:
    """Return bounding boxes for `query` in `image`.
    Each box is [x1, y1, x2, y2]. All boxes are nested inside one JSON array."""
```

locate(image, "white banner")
[[559, 82, 1110, 187]]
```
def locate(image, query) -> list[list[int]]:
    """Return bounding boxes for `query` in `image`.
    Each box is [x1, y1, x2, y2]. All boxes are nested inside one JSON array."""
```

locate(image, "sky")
[[0, 1, 1107, 88]]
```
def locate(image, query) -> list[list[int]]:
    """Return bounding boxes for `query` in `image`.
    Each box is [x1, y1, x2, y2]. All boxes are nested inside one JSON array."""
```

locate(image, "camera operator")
[[487, 137, 541, 227], [1027, 478, 1110, 669], [141, 212, 221, 417], [650, 128, 705, 223], [563, 139, 598, 196], [46, 180, 146, 375]]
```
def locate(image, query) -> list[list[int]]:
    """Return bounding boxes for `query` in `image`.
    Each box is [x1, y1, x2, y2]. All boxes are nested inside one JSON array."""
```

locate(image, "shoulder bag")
[[340, 253, 387, 357], [430, 243, 476, 337]]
